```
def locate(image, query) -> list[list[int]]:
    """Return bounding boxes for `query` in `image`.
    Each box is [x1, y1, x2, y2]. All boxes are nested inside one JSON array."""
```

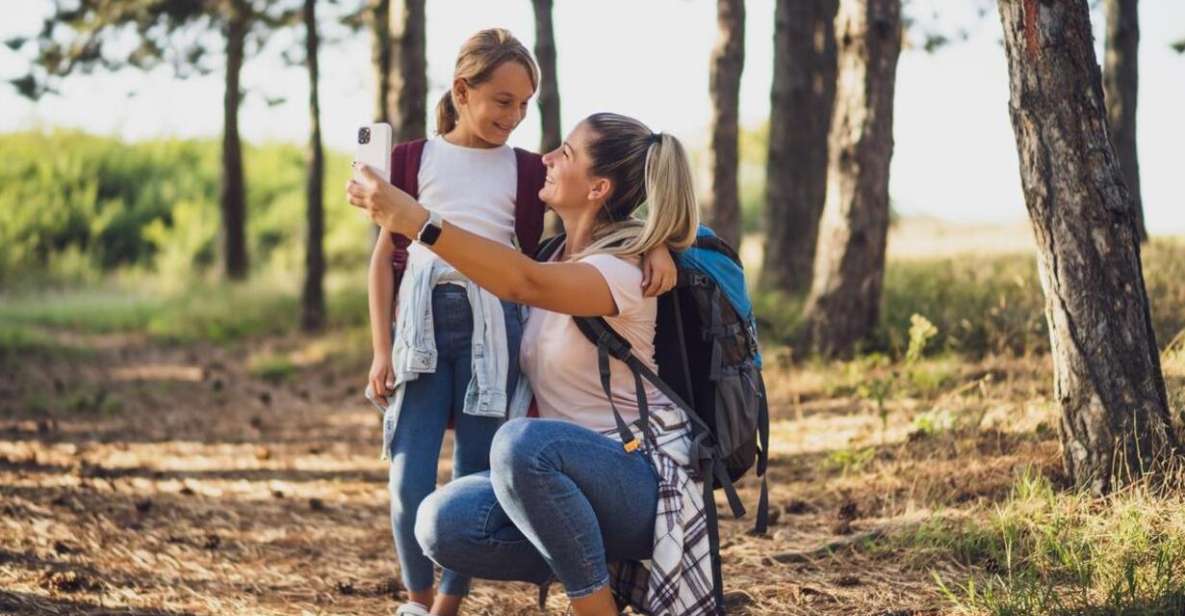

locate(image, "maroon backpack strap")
[[402, 138, 427, 197], [388, 139, 428, 287], [513, 147, 547, 255]]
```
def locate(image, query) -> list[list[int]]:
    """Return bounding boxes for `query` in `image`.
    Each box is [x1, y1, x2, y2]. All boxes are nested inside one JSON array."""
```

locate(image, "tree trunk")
[[1103, 0, 1147, 242], [704, 0, 745, 249], [532, 0, 564, 237], [388, 0, 426, 143], [220, 0, 249, 280], [997, 0, 1177, 494], [799, 0, 900, 358], [369, 0, 391, 244], [370, 0, 391, 124], [761, 0, 839, 294], [532, 0, 561, 155], [301, 0, 325, 332]]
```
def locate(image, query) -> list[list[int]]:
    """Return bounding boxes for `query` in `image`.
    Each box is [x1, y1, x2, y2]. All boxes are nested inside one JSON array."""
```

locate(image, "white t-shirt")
[[519, 251, 673, 432], [407, 136, 517, 264]]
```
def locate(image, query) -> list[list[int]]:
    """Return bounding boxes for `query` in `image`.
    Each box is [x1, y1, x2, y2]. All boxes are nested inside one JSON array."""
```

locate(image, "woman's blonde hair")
[[572, 113, 700, 260], [436, 29, 540, 135]]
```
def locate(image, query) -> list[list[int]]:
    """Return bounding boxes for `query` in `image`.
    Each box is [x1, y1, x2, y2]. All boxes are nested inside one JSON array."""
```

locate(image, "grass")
[[883, 469, 1185, 616], [59, 386, 125, 416], [0, 273, 369, 346], [0, 323, 65, 356], [4, 226, 1183, 360], [248, 354, 297, 384], [752, 237, 1185, 360], [824, 446, 877, 476]]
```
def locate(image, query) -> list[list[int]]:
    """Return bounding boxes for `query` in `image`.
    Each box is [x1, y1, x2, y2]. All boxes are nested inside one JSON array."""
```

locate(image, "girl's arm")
[[640, 244, 677, 297], [349, 167, 620, 318], [368, 233, 396, 355], [367, 232, 397, 404]]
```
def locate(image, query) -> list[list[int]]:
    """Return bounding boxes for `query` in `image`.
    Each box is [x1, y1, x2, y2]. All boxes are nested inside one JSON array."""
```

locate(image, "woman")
[[348, 113, 715, 616], [366, 29, 676, 616]]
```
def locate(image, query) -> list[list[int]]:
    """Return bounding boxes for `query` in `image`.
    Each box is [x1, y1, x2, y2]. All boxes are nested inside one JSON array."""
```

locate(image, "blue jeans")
[[415, 417, 659, 598], [388, 284, 521, 597]]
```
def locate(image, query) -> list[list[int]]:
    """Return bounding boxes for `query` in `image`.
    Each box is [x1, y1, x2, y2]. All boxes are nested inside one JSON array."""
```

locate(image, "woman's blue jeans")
[[415, 417, 659, 598], [388, 284, 520, 597]]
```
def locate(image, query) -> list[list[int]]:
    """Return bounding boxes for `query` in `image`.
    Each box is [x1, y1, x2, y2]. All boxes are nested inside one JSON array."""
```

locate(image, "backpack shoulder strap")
[[388, 139, 428, 277], [692, 233, 742, 266], [533, 233, 566, 263], [514, 148, 546, 255], [573, 313, 740, 613], [399, 138, 428, 196], [572, 313, 748, 507]]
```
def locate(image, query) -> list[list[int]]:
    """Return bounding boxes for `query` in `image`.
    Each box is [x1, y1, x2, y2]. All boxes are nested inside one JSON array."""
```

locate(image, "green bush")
[[0, 130, 371, 286], [0, 276, 368, 345]]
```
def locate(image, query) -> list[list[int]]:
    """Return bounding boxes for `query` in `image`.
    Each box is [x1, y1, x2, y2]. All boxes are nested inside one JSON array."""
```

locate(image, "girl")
[[365, 30, 676, 616]]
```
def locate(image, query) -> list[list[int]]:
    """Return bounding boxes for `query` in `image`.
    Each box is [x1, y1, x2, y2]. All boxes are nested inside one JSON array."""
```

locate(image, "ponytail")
[[574, 114, 700, 259], [635, 134, 698, 252], [435, 91, 458, 135]]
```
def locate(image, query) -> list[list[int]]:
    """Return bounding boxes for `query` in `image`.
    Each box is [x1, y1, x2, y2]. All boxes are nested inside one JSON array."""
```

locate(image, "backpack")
[[535, 225, 770, 610]]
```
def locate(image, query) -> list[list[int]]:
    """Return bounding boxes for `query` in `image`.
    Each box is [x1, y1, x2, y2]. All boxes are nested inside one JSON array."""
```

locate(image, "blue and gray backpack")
[[535, 225, 770, 609]]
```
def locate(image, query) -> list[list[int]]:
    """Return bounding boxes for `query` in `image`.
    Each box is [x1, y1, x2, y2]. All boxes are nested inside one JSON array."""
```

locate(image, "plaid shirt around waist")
[[602, 405, 718, 616]]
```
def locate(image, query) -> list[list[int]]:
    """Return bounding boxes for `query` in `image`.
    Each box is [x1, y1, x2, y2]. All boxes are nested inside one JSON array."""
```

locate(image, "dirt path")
[[0, 332, 1060, 615]]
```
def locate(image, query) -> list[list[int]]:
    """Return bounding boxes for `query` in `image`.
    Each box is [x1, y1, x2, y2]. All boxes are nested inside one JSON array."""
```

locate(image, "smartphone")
[[354, 122, 393, 182], [364, 382, 389, 414]]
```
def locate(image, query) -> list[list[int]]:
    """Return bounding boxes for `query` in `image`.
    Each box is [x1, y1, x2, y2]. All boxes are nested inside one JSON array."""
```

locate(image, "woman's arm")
[[348, 166, 620, 318], [432, 222, 620, 316]]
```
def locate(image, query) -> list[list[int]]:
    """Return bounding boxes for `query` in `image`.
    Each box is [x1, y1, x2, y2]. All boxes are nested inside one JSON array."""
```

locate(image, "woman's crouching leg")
[[415, 471, 553, 589], [488, 417, 658, 599]]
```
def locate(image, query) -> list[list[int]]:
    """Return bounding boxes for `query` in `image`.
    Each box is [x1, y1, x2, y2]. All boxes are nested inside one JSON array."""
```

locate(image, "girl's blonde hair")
[[572, 113, 700, 260], [436, 29, 540, 135]]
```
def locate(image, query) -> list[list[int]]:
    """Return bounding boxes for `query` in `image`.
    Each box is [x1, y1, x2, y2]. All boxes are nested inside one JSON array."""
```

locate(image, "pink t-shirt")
[[519, 251, 673, 432]]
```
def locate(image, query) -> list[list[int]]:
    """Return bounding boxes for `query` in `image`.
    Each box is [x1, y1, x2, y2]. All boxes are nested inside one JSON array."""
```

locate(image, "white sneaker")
[[394, 602, 430, 616]]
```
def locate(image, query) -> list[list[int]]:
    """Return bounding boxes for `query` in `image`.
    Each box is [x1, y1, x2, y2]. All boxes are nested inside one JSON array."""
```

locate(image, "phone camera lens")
[[358, 127, 371, 144]]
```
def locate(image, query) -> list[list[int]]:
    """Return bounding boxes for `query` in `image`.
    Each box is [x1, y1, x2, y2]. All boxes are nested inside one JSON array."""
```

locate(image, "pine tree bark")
[[799, 0, 900, 357], [1103, 0, 1147, 242], [761, 0, 839, 294], [388, 0, 426, 143], [368, 0, 391, 244], [704, 0, 745, 249], [301, 0, 325, 332], [370, 0, 391, 124], [532, 0, 561, 155], [998, 0, 1177, 494], [532, 0, 564, 236], [220, 0, 249, 280]]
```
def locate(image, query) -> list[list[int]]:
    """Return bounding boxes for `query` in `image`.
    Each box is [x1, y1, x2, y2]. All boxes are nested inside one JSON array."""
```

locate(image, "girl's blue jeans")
[[388, 284, 521, 597]]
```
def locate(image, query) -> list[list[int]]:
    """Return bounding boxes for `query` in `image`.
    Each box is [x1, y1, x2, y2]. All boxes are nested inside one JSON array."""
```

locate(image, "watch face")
[[420, 222, 443, 246]]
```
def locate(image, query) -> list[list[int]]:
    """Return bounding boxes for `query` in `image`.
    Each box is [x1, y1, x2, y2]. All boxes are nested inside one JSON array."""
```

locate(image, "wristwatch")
[[416, 209, 443, 246]]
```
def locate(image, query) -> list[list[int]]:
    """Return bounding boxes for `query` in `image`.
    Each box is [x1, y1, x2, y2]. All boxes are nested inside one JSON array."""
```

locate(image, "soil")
[[0, 331, 1063, 615]]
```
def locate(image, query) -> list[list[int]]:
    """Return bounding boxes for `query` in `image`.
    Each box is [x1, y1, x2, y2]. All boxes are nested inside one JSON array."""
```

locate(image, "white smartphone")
[[354, 122, 393, 182], [364, 382, 389, 414]]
